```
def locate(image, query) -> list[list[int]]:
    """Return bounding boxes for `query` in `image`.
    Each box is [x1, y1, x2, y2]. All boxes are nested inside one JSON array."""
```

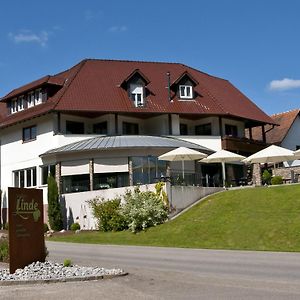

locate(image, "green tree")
[[47, 175, 63, 231]]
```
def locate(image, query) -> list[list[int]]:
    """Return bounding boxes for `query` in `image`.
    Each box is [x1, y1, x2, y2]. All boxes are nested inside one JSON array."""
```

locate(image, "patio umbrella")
[[243, 145, 295, 164], [201, 149, 246, 187], [294, 149, 300, 158], [158, 147, 207, 179]]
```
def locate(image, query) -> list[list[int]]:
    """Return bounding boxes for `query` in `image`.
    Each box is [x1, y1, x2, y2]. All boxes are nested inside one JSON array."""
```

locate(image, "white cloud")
[[84, 10, 103, 21], [268, 78, 300, 91], [108, 25, 128, 33], [8, 30, 49, 47]]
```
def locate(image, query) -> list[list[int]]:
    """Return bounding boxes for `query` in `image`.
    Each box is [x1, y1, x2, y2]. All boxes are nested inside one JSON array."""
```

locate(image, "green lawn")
[[50, 184, 300, 252]]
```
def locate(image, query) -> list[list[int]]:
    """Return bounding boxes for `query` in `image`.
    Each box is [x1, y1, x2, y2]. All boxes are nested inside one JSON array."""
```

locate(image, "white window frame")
[[18, 96, 24, 111], [34, 89, 43, 105], [130, 84, 144, 107], [13, 167, 37, 188], [28, 92, 35, 108], [179, 85, 193, 99], [11, 98, 18, 114]]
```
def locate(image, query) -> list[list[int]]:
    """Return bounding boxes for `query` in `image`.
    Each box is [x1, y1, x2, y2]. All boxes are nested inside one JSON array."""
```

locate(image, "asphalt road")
[[1, 242, 300, 299]]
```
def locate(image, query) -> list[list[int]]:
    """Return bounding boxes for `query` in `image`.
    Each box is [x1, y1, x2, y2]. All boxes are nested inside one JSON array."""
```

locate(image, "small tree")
[[47, 175, 63, 231]]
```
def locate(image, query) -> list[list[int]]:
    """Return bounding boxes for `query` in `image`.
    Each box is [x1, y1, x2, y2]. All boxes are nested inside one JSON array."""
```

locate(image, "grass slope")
[[50, 185, 300, 251]]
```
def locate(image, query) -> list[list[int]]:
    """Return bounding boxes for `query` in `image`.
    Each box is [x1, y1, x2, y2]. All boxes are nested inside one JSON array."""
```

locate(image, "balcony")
[[222, 136, 267, 155]]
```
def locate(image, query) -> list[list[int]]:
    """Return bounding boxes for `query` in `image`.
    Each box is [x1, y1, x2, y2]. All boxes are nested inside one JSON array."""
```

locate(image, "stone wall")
[[273, 166, 300, 182]]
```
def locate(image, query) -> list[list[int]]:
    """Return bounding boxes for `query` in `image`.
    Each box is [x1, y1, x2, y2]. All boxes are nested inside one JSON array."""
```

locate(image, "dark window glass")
[[26, 169, 32, 187], [14, 172, 19, 187], [131, 156, 166, 185], [180, 123, 188, 135], [296, 145, 300, 150], [33, 167, 37, 186], [22, 125, 37, 142], [61, 174, 90, 194], [20, 170, 25, 187], [225, 124, 238, 137], [93, 172, 129, 190], [93, 121, 108, 134], [122, 122, 139, 135], [195, 123, 212, 135], [66, 121, 84, 134], [41, 165, 56, 185]]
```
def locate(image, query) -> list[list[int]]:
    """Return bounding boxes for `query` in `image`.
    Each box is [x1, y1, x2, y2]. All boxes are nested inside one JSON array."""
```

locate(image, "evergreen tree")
[[47, 175, 63, 231]]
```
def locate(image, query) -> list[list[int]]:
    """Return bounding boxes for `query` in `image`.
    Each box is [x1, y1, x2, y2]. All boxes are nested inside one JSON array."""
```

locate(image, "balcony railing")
[[222, 136, 267, 155]]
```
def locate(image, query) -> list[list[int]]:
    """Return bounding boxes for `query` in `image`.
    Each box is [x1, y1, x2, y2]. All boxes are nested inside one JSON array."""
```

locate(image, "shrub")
[[63, 259, 72, 267], [262, 170, 272, 185], [44, 223, 49, 233], [121, 187, 168, 233], [271, 176, 283, 185], [70, 222, 81, 231], [88, 197, 126, 232], [47, 175, 63, 231], [0, 238, 9, 263]]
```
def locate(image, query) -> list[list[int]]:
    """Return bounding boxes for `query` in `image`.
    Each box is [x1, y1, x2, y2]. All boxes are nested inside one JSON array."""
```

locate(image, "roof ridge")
[[271, 108, 300, 117], [52, 60, 88, 110]]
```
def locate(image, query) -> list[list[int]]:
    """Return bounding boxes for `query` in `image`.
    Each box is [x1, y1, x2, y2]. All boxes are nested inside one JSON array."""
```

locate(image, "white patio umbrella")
[[201, 149, 246, 187], [158, 147, 207, 179], [294, 149, 300, 158], [243, 145, 295, 164]]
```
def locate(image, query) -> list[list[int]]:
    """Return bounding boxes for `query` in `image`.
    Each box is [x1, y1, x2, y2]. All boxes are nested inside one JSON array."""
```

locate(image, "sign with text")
[[8, 187, 45, 274]]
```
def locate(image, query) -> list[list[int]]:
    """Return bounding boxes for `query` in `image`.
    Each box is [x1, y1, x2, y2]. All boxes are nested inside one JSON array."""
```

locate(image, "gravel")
[[0, 261, 125, 283]]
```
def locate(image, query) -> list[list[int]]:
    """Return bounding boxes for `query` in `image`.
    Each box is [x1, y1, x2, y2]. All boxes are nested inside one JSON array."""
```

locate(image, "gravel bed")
[[0, 261, 126, 284]]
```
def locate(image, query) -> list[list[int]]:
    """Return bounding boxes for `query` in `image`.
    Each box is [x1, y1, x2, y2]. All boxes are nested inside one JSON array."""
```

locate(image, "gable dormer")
[[171, 71, 199, 100], [121, 69, 150, 107]]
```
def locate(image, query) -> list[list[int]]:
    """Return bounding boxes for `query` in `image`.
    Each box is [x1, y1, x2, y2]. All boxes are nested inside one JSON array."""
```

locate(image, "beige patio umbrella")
[[243, 145, 295, 164], [201, 149, 246, 187], [158, 147, 207, 179]]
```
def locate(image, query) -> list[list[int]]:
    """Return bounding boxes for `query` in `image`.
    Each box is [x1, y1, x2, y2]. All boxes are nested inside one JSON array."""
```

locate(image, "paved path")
[[1, 242, 300, 299]]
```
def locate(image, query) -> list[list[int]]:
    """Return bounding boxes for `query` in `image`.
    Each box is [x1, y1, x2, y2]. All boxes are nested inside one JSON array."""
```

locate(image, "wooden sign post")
[[8, 187, 45, 274]]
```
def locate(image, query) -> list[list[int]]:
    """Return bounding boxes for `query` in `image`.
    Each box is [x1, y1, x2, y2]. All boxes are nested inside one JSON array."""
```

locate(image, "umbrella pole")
[[182, 160, 185, 180], [222, 161, 226, 188]]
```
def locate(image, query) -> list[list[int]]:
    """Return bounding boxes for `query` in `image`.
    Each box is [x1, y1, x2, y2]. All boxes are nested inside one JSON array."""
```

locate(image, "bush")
[[262, 170, 272, 185], [271, 176, 283, 185], [47, 175, 63, 231], [88, 197, 126, 232], [121, 187, 168, 233], [0, 238, 9, 262], [70, 222, 81, 231]]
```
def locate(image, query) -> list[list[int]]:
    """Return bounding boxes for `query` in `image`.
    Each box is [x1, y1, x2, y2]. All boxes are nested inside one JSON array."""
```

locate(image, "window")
[[28, 92, 34, 108], [23, 125, 37, 142], [132, 156, 166, 185], [123, 122, 139, 135], [66, 120, 84, 134], [225, 124, 238, 137], [41, 164, 56, 185], [195, 123, 212, 135], [18, 96, 24, 111], [14, 167, 37, 188], [93, 121, 108, 134], [180, 123, 188, 135], [34, 89, 43, 105], [11, 99, 18, 114], [130, 84, 144, 107], [296, 145, 300, 150], [61, 174, 90, 194], [179, 85, 193, 99]]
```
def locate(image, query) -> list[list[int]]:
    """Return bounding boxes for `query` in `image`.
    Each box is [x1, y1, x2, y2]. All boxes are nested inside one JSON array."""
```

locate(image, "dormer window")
[[130, 84, 144, 107], [179, 85, 193, 99], [28, 92, 34, 108], [11, 98, 18, 114], [34, 89, 43, 105], [18, 96, 24, 111]]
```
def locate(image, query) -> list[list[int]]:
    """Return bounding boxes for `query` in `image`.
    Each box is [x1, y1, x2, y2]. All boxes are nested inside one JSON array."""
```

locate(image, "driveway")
[[1, 242, 300, 299]]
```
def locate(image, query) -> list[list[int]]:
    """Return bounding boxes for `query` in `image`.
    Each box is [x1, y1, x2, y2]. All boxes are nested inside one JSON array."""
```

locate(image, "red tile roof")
[[250, 109, 300, 144], [0, 59, 275, 128]]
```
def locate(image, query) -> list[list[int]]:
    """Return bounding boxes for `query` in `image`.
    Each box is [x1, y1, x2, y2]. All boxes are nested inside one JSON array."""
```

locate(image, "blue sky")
[[1, 0, 300, 115]]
